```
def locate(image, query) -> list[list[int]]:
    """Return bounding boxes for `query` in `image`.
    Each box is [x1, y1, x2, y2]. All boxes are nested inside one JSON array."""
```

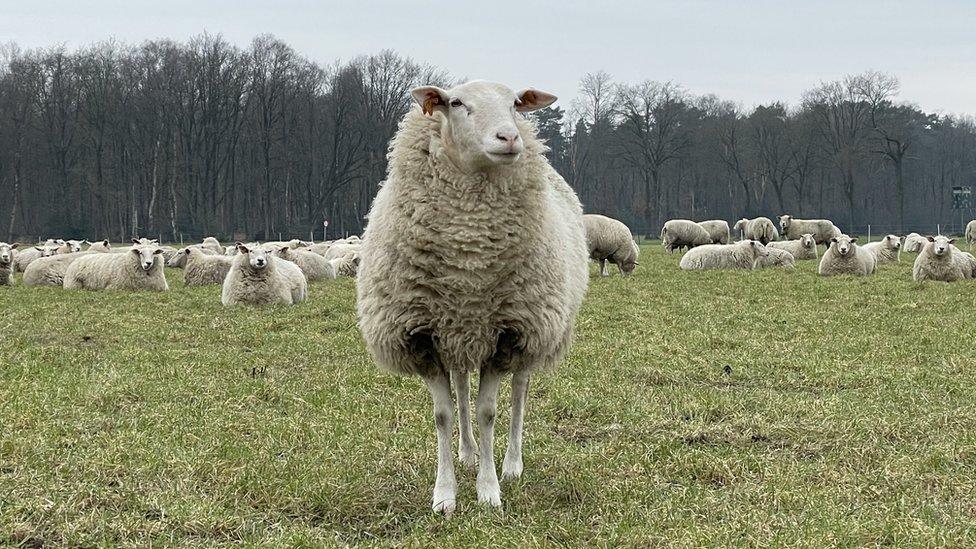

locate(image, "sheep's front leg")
[[452, 370, 477, 468], [476, 367, 503, 507], [422, 372, 457, 516], [502, 370, 529, 480], [599, 259, 608, 277]]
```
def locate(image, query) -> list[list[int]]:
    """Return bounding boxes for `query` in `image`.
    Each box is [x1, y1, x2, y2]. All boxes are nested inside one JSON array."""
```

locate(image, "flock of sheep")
[[0, 235, 361, 304], [3, 79, 975, 518], [655, 215, 976, 282]]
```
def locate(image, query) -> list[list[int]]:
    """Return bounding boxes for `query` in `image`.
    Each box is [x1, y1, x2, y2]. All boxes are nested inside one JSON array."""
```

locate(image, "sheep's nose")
[[495, 130, 519, 144]]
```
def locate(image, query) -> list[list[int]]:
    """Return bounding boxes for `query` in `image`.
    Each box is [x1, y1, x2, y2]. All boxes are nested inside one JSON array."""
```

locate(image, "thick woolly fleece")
[[583, 214, 639, 275], [356, 108, 589, 377]]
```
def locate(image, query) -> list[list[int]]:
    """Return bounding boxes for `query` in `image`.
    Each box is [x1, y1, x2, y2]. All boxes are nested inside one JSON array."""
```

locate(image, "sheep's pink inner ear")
[[515, 88, 557, 113], [411, 86, 448, 116]]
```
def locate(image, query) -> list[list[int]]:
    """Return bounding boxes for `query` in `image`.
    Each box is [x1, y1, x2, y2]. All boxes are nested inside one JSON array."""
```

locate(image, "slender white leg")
[[422, 372, 456, 516], [503, 370, 529, 480], [599, 259, 608, 277], [452, 370, 477, 468], [476, 367, 503, 506]]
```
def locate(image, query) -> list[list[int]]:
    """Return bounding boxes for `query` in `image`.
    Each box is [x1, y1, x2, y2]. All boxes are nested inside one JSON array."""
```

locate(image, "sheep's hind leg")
[[476, 367, 503, 507], [599, 259, 608, 277], [422, 371, 457, 516], [452, 370, 477, 468], [502, 370, 529, 481]]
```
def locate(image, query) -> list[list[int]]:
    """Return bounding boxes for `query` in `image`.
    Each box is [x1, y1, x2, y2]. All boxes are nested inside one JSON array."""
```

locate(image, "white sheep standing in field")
[[679, 240, 769, 270], [767, 233, 819, 260], [903, 233, 927, 253], [966, 220, 976, 250], [755, 247, 796, 270], [661, 219, 712, 253], [330, 251, 359, 278], [182, 247, 233, 286], [913, 236, 970, 282], [64, 245, 169, 291], [582, 214, 639, 276], [13, 244, 59, 272], [734, 217, 778, 244], [0, 242, 18, 285], [274, 246, 335, 281], [778, 215, 842, 245], [862, 234, 902, 264], [221, 243, 307, 305], [357, 81, 588, 514], [697, 219, 731, 244], [818, 235, 876, 276]]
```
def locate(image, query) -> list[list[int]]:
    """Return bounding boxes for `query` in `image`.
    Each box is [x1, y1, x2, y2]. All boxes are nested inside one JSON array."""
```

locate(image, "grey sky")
[[4, 0, 975, 115]]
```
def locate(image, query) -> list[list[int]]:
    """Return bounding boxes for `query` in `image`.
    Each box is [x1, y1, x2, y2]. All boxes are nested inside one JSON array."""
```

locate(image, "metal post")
[[867, 225, 871, 242]]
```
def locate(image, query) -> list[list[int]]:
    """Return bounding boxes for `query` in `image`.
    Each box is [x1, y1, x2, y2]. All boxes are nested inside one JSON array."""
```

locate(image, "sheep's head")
[[927, 235, 954, 257], [779, 215, 792, 232], [733, 219, 748, 232], [883, 234, 901, 250], [0, 243, 17, 265], [65, 239, 84, 253], [747, 240, 769, 258], [131, 237, 158, 246], [131, 245, 163, 271], [800, 234, 815, 249], [831, 235, 857, 257], [236, 242, 271, 270], [411, 80, 556, 173], [35, 245, 58, 257], [167, 247, 190, 267]]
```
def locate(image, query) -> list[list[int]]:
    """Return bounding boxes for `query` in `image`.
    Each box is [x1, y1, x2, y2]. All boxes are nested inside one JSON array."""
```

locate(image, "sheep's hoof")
[[432, 489, 456, 517], [458, 447, 478, 469], [501, 457, 523, 481], [477, 476, 502, 507]]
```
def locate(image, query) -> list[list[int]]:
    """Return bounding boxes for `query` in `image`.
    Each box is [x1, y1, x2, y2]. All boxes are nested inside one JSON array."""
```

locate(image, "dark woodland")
[[0, 35, 973, 242]]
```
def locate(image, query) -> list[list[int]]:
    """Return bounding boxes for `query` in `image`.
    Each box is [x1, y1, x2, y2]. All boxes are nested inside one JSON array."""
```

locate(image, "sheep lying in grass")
[[166, 245, 220, 268], [201, 236, 223, 254], [679, 240, 769, 270], [64, 245, 168, 291], [862, 234, 901, 264], [357, 81, 588, 514], [23, 251, 97, 286], [818, 235, 876, 276], [182, 247, 233, 286], [330, 252, 359, 278], [903, 233, 927, 253], [274, 246, 335, 281], [966, 220, 976, 250], [661, 219, 711, 253], [0, 242, 18, 285], [755, 247, 796, 270], [55, 240, 86, 254], [13, 244, 59, 272], [86, 239, 111, 252], [767, 233, 819, 260], [583, 214, 639, 276], [954, 249, 976, 279], [913, 236, 971, 282], [697, 220, 730, 244], [734, 217, 778, 244], [221, 243, 307, 305], [778, 215, 841, 245]]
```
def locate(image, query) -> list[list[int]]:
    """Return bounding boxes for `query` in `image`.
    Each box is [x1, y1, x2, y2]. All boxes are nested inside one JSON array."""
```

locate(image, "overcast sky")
[[3, 0, 975, 115]]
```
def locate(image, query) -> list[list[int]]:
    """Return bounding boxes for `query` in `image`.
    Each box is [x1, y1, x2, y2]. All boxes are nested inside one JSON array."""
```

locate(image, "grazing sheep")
[[661, 219, 712, 253], [679, 240, 769, 270], [274, 246, 335, 281], [221, 243, 308, 305], [64, 245, 168, 291], [201, 236, 223, 255], [357, 81, 588, 514], [903, 233, 927, 253], [755, 247, 796, 270], [912, 236, 969, 282], [0, 242, 18, 285], [582, 214, 639, 276], [818, 235, 876, 276], [697, 219, 731, 245], [966, 220, 976, 250], [86, 239, 111, 253], [330, 251, 359, 278], [182, 247, 233, 286], [733, 217, 778, 244], [23, 251, 95, 286], [778, 215, 842, 245], [862, 234, 902, 264], [13, 244, 59, 272], [767, 233, 819, 260]]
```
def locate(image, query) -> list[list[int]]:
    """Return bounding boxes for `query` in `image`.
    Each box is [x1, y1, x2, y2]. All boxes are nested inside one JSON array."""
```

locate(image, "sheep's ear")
[[131, 238, 141, 244], [926, 236, 935, 242], [515, 88, 557, 113], [850, 237, 858, 243], [82, 240, 90, 245], [152, 248, 163, 255], [102, 239, 109, 246], [10, 243, 18, 249], [831, 238, 838, 244], [34, 246, 43, 252], [236, 242, 250, 254], [411, 86, 449, 115], [949, 238, 957, 244], [130, 247, 140, 255]]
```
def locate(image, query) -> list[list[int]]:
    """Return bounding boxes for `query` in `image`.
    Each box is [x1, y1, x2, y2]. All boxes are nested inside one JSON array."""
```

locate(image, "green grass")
[[2, 244, 976, 546]]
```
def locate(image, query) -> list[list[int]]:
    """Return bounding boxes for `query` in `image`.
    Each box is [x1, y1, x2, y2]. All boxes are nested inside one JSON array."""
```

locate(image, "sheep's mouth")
[[485, 151, 521, 163]]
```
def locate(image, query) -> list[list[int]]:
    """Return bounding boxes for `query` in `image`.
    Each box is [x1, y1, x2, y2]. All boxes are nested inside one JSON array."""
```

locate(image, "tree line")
[[0, 35, 974, 243]]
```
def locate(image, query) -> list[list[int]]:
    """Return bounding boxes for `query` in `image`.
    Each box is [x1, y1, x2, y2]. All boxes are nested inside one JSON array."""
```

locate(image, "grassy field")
[[2, 243, 976, 546]]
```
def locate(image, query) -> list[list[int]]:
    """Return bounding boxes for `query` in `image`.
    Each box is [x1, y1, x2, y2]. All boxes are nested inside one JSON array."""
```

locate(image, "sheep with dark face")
[[357, 81, 588, 514], [818, 235, 876, 276]]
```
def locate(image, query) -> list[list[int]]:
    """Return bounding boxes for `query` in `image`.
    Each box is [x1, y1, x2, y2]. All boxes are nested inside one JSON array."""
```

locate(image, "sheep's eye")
[[449, 98, 463, 108]]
